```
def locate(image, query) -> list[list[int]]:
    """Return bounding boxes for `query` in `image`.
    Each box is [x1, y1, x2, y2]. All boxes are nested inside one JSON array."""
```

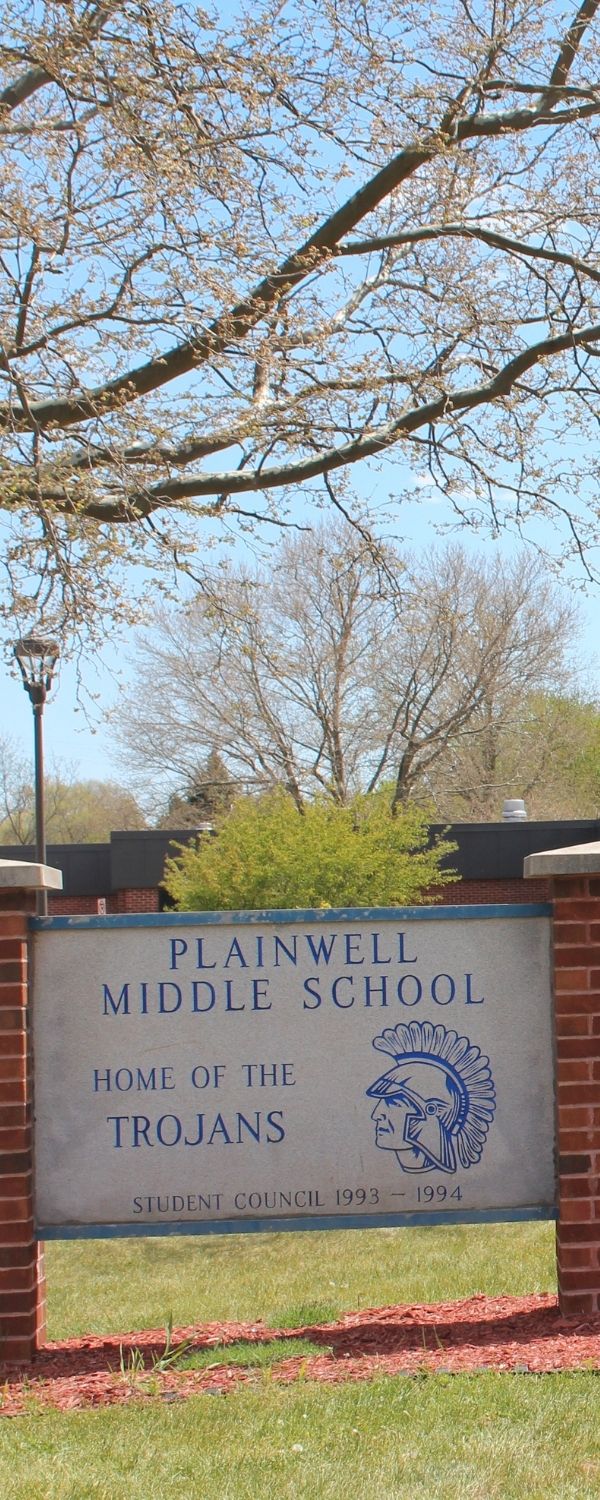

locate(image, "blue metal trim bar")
[[37, 1204, 556, 1240], [30, 903, 552, 932]]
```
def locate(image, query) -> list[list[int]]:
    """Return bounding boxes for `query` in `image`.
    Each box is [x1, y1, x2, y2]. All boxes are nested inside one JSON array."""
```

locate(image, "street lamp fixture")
[[13, 636, 60, 915]]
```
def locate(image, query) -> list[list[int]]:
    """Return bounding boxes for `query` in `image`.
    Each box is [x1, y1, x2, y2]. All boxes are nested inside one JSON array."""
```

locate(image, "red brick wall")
[[110, 887, 160, 913], [46, 878, 550, 916], [49, 894, 105, 915], [48, 889, 160, 916], [0, 888, 45, 1366], [430, 877, 552, 905]]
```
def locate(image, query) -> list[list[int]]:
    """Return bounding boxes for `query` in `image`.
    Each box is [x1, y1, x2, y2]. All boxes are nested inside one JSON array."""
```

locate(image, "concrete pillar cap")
[[524, 840, 600, 878], [0, 858, 63, 891]]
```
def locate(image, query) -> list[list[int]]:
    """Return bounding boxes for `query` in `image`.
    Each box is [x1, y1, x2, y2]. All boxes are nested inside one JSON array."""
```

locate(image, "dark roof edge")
[[2, 819, 599, 895]]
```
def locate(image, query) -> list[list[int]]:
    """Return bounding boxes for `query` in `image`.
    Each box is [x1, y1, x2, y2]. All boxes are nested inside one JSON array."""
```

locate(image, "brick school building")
[[2, 819, 600, 916]]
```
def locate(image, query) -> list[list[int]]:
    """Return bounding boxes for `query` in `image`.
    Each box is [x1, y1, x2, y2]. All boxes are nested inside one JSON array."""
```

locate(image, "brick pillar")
[[525, 843, 600, 1318], [551, 873, 600, 1317], [0, 861, 62, 1365]]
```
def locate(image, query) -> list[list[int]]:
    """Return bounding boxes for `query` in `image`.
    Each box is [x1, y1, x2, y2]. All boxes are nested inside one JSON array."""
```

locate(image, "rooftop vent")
[[502, 798, 527, 822]]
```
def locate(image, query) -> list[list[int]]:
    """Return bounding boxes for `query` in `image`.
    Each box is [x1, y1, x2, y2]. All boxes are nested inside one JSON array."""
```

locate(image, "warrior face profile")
[[367, 1023, 496, 1176]]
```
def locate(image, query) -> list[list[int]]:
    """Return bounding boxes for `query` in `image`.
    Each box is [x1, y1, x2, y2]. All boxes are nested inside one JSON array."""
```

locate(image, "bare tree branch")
[[541, 0, 600, 105], [3, 0, 600, 639], [5, 92, 600, 434], [47, 314, 600, 520], [0, 0, 122, 113]]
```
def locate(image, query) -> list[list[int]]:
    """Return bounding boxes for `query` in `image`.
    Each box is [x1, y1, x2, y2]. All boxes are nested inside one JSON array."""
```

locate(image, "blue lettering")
[[169, 938, 188, 971], [156, 1114, 182, 1146], [133, 1115, 153, 1147], [398, 933, 418, 964], [192, 1065, 210, 1089], [95, 1066, 175, 1092], [465, 973, 485, 1004], [225, 978, 245, 1012], [115, 1068, 134, 1091], [364, 974, 388, 1007], [397, 974, 422, 1006], [274, 935, 297, 966], [303, 977, 321, 1008], [208, 1113, 232, 1145], [138, 1066, 174, 1091], [192, 981, 216, 1012], [107, 1114, 128, 1146], [332, 975, 354, 1008], [103, 983, 129, 1016], [344, 933, 364, 965], [266, 1110, 285, 1142], [372, 933, 392, 965], [224, 938, 248, 968], [236, 1112, 262, 1144], [191, 1064, 225, 1088], [195, 937, 216, 970], [306, 933, 337, 965], [431, 973, 456, 1006], [252, 978, 271, 1011], [184, 1115, 204, 1145], [158, 982, 182, 1014]]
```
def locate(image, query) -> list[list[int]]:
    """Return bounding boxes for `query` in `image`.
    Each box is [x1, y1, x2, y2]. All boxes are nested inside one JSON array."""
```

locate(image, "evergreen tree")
[[160, 750, 236, 829]]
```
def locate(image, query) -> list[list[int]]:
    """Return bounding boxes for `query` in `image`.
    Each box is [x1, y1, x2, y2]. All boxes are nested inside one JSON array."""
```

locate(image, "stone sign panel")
[[31, 906, 554, 1235]]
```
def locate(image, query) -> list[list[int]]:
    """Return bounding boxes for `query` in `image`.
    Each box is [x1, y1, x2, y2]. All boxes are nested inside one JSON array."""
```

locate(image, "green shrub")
[[163, 788, 456, 911]]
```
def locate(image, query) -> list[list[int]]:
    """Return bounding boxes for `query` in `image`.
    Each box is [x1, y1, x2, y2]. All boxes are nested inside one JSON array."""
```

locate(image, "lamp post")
[[13, 636, 60, 916]]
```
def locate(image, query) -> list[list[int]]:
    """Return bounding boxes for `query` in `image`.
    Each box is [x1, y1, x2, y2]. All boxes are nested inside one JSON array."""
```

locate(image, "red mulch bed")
[[2, 1294, 600, 1415]]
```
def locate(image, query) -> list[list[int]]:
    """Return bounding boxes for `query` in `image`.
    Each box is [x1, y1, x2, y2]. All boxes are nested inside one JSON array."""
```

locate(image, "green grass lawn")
[[3, 1372, 600, 1499], [44, 1220, 557, 1339], [3, 1222, 588, 1500]]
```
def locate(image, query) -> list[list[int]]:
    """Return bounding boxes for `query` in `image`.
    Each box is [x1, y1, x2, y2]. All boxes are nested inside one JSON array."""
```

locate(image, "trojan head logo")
[[366, 1021, 496, 1175]]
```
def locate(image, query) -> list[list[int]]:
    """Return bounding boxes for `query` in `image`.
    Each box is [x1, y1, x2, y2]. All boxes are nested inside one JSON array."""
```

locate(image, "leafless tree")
[[3, 1, 600, 641], [115, 528, 579, 814], [372, 547, 582, 812], [422, 690, 600, 820]]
